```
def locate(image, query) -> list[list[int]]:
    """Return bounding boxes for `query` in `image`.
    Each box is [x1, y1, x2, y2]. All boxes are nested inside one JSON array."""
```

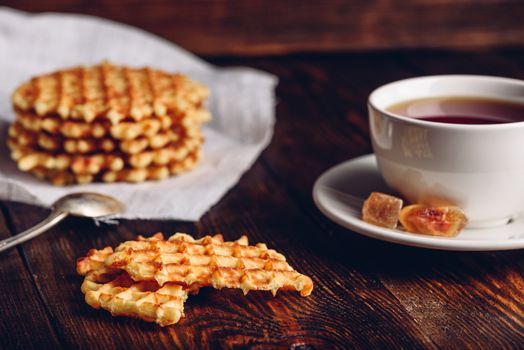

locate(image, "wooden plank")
[[4, 0, 524, 56], [188, 162, 434, 348], [3, 160, 433, 348], [208, 53, 524, 347], [0, 203, 61, 349], [398, 49, 524, 80], [378, 251, 524, 348]]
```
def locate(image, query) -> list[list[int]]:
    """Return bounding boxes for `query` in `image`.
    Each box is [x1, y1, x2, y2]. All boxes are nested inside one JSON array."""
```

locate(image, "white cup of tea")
[[368, 75, 524, 228]]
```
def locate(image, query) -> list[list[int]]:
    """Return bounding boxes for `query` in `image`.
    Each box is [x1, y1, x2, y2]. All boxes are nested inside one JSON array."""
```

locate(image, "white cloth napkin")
[[0, 8, 277, 220]]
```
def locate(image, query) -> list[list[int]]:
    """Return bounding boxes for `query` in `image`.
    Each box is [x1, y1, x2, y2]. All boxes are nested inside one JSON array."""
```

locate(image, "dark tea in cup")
[[368, 75, 524, 227], [387, 96, 524, 125]]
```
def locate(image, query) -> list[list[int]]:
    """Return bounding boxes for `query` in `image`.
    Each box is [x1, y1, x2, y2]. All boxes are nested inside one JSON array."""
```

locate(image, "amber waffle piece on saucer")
[[105, 233, 314, 296]]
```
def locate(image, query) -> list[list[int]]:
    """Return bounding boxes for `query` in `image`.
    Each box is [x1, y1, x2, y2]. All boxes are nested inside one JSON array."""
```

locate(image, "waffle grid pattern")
[[107, 233, 314, 296], [7, 62, 210, 185], [77, 244, 188, 327], [12, 62, 209, 123], [76, 233, 314, 326]]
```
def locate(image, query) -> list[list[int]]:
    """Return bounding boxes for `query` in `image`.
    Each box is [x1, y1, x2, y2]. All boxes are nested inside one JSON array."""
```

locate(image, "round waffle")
[[7, 62, 210, 185], [12, 61, 209, 124], [8, 130, 201, 175], [30, 150, 201, 185], [9, 121, 184, 155], [15, 108, 210, 140]]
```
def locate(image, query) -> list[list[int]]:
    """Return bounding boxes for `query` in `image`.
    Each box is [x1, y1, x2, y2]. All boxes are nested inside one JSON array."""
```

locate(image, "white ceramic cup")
[[368, 75, 524, 228]]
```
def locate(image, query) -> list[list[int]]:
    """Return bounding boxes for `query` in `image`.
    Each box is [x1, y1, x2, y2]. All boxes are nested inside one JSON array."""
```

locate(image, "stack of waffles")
[[7, 62, 210, 185], [77, 232, 314, 326]]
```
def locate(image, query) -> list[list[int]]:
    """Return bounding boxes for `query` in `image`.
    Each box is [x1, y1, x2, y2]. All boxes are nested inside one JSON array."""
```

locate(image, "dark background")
[[3, 0, 524, 56]]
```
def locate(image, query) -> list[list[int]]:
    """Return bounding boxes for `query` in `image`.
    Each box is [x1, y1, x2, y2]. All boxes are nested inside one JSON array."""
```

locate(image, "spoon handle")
[[0, 209, 69, 253]]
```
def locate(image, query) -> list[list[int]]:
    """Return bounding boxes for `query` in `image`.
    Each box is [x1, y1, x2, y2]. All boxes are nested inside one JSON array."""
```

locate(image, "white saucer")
[[313, 154, 524, 251]]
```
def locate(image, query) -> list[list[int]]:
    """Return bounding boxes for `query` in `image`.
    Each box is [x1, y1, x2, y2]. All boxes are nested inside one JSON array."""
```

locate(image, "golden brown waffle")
[[8, 137, 125, 173], [82, 272, 188, 327], [9, 121, 183, 155], [77, 246, 117, 277], [77, 242, 189, 327], [12, 62, 209, 124], [77, 233, 313, 326], [77, 233, 167, 279], [15, 108, 210, 140], [105, 233, 314, 296], [30, 150, 201, 185], [126, 136, 202, 168], [8, 62, 210, 185], [8, 129, 201, 172]]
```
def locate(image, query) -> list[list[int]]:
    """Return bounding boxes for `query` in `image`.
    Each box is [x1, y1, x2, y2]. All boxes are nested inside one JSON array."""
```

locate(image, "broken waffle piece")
[[399, 204, 468, 237], [362, 192, 403, 229], [77, 233, 313, 326], [82, 272, 189, 327], [104, 233, 314, 297], [77, 246, 117, 277], [77, 242, 190, 327]]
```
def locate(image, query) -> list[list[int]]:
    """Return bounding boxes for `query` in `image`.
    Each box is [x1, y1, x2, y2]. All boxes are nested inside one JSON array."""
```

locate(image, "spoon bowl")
[[53, 192, 125, 217], [0, 192, 125, 253]]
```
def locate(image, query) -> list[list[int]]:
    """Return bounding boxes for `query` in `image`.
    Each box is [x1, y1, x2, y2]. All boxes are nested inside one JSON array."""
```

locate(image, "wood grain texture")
[[0, 204, 61, 350], [3, 0, 524, 56], [1, 51, 524, 348], [209, 52, 524, 348], [2, 162, 432, 349]]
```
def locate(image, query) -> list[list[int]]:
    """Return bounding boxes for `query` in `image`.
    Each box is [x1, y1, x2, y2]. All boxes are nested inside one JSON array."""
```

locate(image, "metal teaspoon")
[[0, 192, 125, 253]]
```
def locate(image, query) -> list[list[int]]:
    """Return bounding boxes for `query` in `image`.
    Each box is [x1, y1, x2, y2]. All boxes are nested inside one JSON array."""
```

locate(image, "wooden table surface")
[[1, 50, 524, 349]]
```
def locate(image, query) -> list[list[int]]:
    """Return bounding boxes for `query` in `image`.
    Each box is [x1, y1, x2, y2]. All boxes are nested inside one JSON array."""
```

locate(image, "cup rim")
[[368, 74, 524, 130]]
